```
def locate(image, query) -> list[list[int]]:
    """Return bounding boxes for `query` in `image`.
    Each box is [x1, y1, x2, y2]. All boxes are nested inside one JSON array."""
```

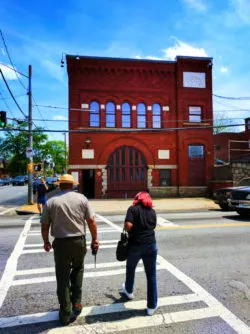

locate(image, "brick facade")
[[67, 55, 214, 198]]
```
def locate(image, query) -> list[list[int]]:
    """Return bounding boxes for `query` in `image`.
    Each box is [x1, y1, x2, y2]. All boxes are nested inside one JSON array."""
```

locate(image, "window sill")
[[183, 122, 210, 126]]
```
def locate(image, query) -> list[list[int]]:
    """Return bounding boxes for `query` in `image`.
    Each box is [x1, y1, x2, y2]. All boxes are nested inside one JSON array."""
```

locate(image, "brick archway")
[[107, 146, 147, 198]]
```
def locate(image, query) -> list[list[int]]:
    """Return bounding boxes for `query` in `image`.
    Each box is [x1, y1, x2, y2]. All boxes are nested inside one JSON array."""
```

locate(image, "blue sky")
[[0, 0, 250, 143]]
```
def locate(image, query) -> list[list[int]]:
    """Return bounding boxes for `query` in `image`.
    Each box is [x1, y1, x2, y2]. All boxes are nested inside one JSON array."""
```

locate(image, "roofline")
[[176, 55, 213, 61], [66, 54, 175, 64], [66, 54, 213, 63]]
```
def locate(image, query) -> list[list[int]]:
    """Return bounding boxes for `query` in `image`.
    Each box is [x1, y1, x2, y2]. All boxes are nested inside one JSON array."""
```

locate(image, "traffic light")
[[34, 164, 42, 172], [0, 111, 6, 128], [28, 163, 33, 173]]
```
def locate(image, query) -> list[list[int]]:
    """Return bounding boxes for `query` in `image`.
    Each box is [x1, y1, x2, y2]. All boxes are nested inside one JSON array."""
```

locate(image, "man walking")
[[40, 174, 99, 326]]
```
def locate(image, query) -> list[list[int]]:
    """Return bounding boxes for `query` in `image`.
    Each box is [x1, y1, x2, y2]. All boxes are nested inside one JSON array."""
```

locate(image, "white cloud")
[[182, 0, 207, 12], [135, 39, 208, 62], [0, 63, 19, 80], [161, 38, 208, 60], [220, 67, 229, 73], [52, 115, 67, 121], [231, 0, 250, 24], [41, 59, 65, 83]]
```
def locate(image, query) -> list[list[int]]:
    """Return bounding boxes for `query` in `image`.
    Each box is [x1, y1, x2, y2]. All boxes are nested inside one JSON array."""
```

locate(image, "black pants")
[[53, 236, 87, 313]]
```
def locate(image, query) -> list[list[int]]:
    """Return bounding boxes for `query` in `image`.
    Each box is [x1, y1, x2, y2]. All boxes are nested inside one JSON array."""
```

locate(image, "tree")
[[40, 140, 67, 174], [213, 113, 238, 134], [0, 122, 48, 175]]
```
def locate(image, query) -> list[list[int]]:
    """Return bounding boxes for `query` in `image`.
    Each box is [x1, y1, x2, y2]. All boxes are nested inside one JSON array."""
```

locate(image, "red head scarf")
[[133, 191, 153, 208]]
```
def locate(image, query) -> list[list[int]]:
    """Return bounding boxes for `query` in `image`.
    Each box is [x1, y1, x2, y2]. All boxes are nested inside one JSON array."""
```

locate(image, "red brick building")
[[214, 118, 250, 163], [66, 55, 214, 198]]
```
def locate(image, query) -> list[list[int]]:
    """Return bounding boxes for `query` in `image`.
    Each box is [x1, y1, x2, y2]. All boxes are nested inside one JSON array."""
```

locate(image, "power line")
[[32, 96, 48, 129], [0, 122, 245, 133], [213, 94, 250, 100], [0, 68, 27, 118], [0, 30, 27, 90], [0, 91, 15, 118], [0, 93, 27, 100], [7, 116, 247, 123]]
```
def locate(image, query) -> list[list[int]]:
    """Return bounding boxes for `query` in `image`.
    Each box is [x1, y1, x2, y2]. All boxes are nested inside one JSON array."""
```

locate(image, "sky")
[[0, 0, 250, 144]]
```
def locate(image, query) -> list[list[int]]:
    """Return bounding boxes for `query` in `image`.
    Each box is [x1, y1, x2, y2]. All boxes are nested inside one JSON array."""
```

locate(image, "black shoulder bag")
[[116, 228, 129, 261]]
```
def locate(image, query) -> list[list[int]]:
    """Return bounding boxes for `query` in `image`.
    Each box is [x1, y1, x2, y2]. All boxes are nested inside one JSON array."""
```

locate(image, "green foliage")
[[0, 123, 67, 175]]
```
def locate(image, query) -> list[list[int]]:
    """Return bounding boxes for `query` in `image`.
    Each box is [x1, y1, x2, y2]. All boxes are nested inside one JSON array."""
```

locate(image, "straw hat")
[[54, 174, 79, 185]]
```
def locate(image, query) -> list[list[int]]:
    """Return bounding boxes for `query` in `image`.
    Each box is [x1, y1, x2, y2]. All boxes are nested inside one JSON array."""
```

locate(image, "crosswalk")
[[0, 214, 249, 333]]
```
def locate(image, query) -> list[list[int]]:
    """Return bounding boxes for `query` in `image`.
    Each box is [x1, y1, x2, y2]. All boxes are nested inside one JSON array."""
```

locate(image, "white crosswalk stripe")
[[0, 214, 249, 333]]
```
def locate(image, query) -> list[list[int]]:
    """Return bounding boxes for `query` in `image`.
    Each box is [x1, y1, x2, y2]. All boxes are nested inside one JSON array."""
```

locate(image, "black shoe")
[[59, 309, 71, 326], [72, 303, 83, 316]]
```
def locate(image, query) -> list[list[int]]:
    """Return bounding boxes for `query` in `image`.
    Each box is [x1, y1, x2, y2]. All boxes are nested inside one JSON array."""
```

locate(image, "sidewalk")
[[16, 197, 219, 215]]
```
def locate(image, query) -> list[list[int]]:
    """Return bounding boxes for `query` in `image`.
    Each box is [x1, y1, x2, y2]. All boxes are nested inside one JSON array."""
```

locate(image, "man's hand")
[[44, 241, 52, 252], [91, 239, 99, 254]]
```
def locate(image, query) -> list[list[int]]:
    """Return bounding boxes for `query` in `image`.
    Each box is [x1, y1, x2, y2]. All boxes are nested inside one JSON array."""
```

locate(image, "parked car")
[[45, 176, 58, 191], [1, 177, 12, 185], [12, 175, 27, 186], [229, 187, 250, 217], [213, 177, 250, 210], [0, 179, 4, 186]]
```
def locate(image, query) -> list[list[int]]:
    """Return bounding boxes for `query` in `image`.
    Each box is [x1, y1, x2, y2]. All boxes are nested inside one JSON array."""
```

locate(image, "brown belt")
[[55, 235, 85, 241]]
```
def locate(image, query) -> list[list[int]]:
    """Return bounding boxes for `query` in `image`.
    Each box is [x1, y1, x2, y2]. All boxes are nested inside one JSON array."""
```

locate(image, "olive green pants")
[[52, 236, 87, 313]]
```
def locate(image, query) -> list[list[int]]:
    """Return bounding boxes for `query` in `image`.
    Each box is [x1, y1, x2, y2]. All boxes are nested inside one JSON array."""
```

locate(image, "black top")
[[125, 204, 156, 245], [37, 183, 47, 197]]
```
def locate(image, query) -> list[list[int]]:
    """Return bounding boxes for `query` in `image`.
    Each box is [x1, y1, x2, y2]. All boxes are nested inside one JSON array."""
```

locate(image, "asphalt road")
[[0, 211, 250, 333], [0, 185, 27, 208]]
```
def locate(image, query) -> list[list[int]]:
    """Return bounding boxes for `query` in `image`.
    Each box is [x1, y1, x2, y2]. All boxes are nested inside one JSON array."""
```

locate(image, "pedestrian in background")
[[40, 174, 99, 326], [35, 177, 48, 215], [122, 191, 158, 316]]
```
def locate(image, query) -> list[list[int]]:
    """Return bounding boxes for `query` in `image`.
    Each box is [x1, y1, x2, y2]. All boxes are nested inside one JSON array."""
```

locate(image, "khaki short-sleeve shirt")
[[40, 190, 94, 238]]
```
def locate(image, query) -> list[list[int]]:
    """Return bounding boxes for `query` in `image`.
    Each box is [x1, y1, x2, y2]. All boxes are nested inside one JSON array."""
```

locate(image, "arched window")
[[90, 101, 100, 127], [152, 103, 161, 128], [137, 103, 146, 128], [106, 102, 115, 127], [122, 102, 131, 128]]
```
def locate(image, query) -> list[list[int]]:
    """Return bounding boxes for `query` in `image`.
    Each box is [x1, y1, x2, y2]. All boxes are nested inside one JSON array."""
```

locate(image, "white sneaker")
[[147, 307, 157, 316], [122, 283, 134, 300]]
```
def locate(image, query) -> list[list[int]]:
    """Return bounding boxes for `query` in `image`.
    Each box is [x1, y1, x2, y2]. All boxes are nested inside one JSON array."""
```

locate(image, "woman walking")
[[122, 191, 158, 316]]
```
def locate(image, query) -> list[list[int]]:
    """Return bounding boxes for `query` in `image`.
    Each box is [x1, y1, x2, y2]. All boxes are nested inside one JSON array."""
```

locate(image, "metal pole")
[[28, 65, 33, 204]]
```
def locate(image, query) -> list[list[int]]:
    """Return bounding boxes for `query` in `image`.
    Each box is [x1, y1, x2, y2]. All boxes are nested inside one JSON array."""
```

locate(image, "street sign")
[[26, 146, 33, 158]]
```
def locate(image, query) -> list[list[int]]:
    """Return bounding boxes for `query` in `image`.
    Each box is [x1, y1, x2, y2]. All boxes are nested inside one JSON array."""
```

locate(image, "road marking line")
[[0, 216, 34, 309], [12, 265, 166, 286], [157, 255, 250, 333], [95, 213, 123, 232], [23, 240, 119, 248], [49, 308, 218, 334], [16, 261, 131, 276], [27, 229, 118, 236], [157, 216, 177, 226], [0, 293, 202, 328], [21, 244, 118, 254], [0, 207, 18, 215], [156, 222, 250, 229]]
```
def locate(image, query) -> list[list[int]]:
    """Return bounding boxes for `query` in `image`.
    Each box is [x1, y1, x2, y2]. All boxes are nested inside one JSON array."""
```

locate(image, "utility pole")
[[28, 65, 33, 204], [63, 132, 67, 173]]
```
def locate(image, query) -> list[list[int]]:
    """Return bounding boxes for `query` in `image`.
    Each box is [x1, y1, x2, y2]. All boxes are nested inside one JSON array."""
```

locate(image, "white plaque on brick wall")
[[116, 105, 121, 110], [132, 105, 136, 110], [147, 106, 152, 111], [158, 150, 170, 159], [183, 72, 206, 88], [162, 106, 169, 111], [82, 149, 94, 159], [81, 103, 89, 109], [100, 104, 105, 109]]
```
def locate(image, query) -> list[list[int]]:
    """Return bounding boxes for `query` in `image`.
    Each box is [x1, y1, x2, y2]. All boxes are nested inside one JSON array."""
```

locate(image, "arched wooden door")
[[107, 146, 147, 198]]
